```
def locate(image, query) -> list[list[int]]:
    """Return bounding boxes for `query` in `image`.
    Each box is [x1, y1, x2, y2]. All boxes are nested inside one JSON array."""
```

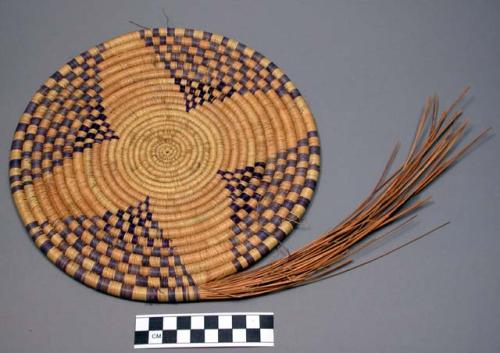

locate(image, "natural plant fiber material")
[[9, 28, 488, 302]]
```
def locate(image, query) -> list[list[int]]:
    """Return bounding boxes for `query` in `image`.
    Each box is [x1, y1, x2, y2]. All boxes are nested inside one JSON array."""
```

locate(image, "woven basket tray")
[[9, 28, 320, 302]]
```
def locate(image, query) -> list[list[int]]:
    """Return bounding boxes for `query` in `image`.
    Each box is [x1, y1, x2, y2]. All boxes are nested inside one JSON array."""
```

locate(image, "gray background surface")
[[1, 1, 499, 352]]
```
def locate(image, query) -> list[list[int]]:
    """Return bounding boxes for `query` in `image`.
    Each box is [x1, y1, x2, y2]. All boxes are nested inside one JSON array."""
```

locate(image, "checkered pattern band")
[[134, 312, 274, 348]]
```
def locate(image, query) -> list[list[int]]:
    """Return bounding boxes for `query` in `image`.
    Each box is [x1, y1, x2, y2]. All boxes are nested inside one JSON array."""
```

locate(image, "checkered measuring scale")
[[134, 312, 274, 348]]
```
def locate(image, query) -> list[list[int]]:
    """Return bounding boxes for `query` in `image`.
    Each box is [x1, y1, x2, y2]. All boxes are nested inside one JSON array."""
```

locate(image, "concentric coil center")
[[114, 107, 222, 195]]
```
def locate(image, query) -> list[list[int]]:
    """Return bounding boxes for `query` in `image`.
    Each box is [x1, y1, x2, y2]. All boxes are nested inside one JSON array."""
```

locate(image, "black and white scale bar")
[[134, 312, 274, 349]]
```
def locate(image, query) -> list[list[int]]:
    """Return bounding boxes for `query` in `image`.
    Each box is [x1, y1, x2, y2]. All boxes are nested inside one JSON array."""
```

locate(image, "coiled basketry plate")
[[9, 28, 320, 302]]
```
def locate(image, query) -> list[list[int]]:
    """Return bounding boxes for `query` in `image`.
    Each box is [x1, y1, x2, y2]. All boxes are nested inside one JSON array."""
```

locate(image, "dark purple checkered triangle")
[[105, 196, 159, 231], [174, 78, 235, 112], [71, 104, 119, 155]]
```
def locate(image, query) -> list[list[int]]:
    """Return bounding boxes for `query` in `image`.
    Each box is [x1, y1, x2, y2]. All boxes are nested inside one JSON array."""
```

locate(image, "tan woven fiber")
[[9, 28, 320, 301], [9, 28, 488, 302]]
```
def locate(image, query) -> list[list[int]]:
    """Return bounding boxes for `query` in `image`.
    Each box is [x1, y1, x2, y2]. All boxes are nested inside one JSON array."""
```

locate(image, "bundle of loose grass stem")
[[198, 88, 490, 299]]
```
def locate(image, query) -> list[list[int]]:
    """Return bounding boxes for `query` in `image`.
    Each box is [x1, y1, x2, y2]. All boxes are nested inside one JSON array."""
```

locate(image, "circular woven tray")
[[9, 28, 320, 302]]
